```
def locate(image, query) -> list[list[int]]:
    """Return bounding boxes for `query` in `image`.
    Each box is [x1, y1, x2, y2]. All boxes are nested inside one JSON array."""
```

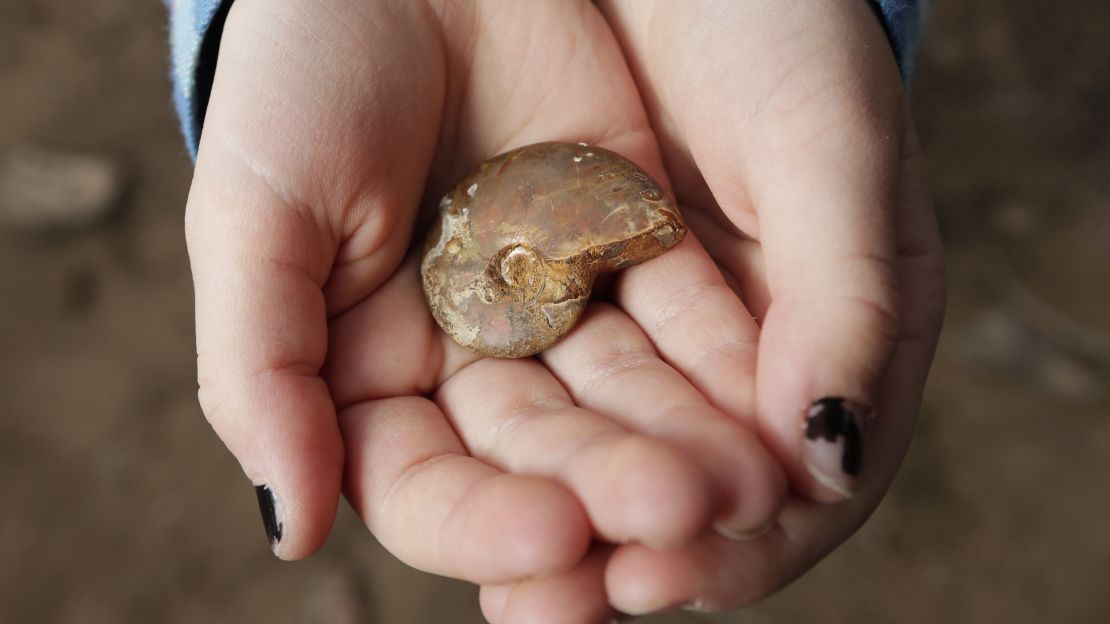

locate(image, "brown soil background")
[[2, 1, 1107, 622]]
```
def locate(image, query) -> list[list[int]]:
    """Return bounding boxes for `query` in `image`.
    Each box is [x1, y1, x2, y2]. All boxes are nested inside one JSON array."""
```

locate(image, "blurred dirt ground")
[[1, 1, 1108, 622]]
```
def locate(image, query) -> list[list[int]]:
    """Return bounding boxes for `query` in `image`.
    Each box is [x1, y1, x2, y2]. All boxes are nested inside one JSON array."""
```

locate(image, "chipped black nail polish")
[[803, 397, 866, 497], [255, 484, 283, 546], [806, 397, 864, 475]]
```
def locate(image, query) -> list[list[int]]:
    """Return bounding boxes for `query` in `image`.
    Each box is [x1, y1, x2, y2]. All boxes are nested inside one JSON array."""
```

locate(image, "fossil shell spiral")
[[420, 141, 686, 358]]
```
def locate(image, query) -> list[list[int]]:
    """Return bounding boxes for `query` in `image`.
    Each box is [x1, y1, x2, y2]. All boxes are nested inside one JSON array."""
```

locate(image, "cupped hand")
[[184, 0, 943, 621], [185, 0, 787, 601], [481, 0, 945, 619]]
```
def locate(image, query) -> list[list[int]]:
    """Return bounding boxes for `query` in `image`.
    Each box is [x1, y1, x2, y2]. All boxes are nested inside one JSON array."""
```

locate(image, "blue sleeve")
[[870, 0, 924, 84], [168, 0, 234, 160], [168, 0, 923, 159]]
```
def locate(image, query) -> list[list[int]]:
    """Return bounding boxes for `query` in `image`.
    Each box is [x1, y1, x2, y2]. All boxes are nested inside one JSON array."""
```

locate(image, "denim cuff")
[[870, 0, 923, 84], [168, 0, 233, 159]]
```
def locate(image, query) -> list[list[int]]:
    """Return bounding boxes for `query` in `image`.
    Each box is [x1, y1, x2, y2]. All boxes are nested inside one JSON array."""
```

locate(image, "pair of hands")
[[184, 0, 944, 620]]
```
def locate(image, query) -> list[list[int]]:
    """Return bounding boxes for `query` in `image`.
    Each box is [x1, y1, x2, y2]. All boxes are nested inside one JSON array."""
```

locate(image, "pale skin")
[[185, 0, 945, 620]]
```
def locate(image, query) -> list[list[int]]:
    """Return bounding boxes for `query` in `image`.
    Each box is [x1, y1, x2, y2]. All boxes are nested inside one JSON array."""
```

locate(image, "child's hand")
[[184, 0, 943, 619], [479, 0, 945, 618]]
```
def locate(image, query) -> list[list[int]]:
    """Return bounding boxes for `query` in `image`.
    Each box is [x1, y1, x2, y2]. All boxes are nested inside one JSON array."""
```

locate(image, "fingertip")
[[604, 545, 694, 615], [713, 434, 789, 537], [340, 397, 591, 584], [452, 474, 592, 580], [576, 437, 714, 549], [605, 536, 777, 615], [757, 297, 891, 503], [480, 584, 511, 624], [263, 478, 342, 561], [257, 440, 345, 561], [207, 375, 345, 561], [486, 547, 617, 624]]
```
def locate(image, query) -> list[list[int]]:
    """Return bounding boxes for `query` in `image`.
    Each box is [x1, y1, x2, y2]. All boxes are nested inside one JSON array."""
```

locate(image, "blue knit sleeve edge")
[[870, 0, 924, 86], [169, 0, 234, 160]]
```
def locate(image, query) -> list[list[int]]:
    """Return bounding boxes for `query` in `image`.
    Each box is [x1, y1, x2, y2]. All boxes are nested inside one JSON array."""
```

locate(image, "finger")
[[746, 62, 907, 503], [739, 26, 917, 501], [614, 230, 763, 426], [848, 123, 945, 499], [186, 11, 342, 561], [603, 503, 864, 614], [605, 526, 801, 615], [437, 358, 714, 549], [338, 396, 590, 584], [480, 547, 617, 624], [187, 148, 342, 560], [542, 303, 785, 538]]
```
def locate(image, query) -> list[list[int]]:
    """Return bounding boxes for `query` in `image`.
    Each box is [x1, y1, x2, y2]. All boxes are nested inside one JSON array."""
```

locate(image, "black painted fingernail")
[[255, 484, 283, 548], [802, 397, 866, 498]]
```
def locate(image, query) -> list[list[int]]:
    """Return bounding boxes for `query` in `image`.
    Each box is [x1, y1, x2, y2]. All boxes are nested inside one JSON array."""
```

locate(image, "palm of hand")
[[187, 0, 943, 619]]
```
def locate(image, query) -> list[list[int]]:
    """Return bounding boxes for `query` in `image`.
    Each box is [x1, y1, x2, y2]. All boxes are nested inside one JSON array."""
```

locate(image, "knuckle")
[[648, 277, 734, 336], [580, 344, 658, 397]]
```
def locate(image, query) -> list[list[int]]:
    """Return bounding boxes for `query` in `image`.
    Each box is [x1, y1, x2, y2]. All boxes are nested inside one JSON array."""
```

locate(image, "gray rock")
[[0, 144, 124, 231]]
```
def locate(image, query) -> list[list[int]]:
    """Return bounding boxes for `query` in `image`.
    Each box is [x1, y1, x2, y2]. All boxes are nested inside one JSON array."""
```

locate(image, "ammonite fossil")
[[421, 141, 686, 358]]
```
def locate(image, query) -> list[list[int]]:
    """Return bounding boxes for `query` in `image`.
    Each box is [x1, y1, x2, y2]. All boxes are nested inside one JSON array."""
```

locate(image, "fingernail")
[[681, 598, 712, 613], [802, 397, 866, 499], [254, 484, 284, 549], [714, 519, 775, 542]]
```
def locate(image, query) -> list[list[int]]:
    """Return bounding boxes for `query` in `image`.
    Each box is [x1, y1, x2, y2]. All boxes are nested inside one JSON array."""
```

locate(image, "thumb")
[[186, 152, 344, 559], [751, 86, 907, 502], [184, 0, 443, 555]]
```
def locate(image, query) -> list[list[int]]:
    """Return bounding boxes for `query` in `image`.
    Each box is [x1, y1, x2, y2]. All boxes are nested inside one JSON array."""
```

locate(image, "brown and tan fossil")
[[421, 141, 686, 358]]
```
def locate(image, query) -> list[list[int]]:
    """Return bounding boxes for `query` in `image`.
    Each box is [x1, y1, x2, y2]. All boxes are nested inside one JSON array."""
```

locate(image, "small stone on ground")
[[0, 144, 124, 231]]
